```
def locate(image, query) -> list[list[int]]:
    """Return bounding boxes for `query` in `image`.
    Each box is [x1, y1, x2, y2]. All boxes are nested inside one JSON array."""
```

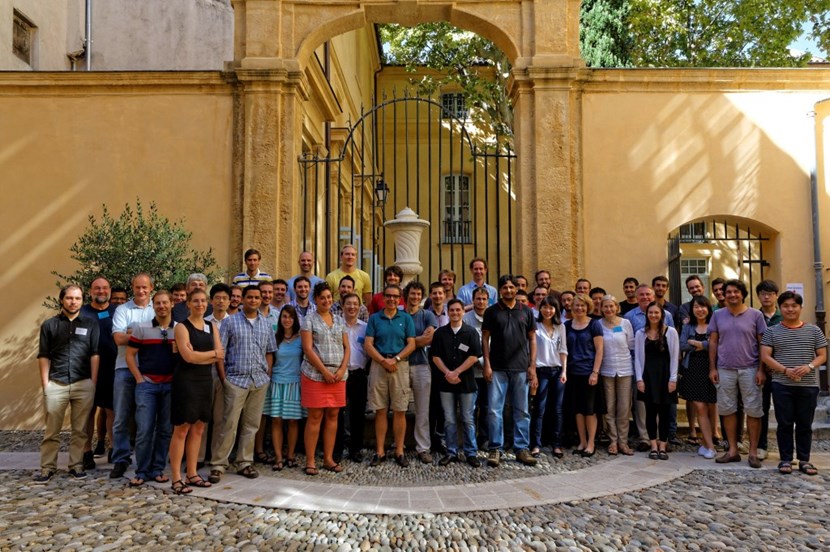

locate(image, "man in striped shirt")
[[760, 291, 827, 475], [232, 249, 273, 288]]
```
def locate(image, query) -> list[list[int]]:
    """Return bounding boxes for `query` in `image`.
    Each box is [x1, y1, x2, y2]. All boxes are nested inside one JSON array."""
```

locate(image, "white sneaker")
[[698, 446, 707, 457], [757, 448, 768, 460], [702, 448, 716, 459]]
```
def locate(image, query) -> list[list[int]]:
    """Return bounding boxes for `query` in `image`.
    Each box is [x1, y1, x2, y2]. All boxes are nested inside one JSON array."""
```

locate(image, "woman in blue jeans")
[[530, 296, 568, 458]]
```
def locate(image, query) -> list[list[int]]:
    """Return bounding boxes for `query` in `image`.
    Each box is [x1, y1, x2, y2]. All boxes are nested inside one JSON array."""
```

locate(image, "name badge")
[[98, 311, 110, 319], [357, 336, 365, 344], [613, 326, 623, 333], [272, 324, 278, 332], [204, 324, 211, 334], [458, 343, 470, 352], [75, 327, 88, 336]]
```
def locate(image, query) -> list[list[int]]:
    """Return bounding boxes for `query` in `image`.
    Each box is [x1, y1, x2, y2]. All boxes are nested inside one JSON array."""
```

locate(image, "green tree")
[[380, 22, 513, 143], [580, 0, 631, 67], [627, 0, 830, 67], [47, 200, 219, 306]]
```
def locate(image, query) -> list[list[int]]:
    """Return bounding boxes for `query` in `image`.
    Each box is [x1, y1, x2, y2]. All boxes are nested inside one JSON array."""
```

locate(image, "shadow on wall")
[[0, 313, 46, 430], [583, 88, 816, 285]]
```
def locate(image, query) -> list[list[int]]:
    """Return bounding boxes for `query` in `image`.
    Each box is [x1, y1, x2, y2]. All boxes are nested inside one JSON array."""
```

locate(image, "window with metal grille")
[[679, 222, 707, 242], [441, 93, 467, 120], [442, 174, 472, 244], [680, 258, 709, 303]]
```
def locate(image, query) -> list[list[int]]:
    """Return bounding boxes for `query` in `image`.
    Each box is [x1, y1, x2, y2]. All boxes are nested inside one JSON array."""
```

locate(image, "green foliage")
[[627, 0, 830, 67], [580, 0, 631, 67], [47, 200, 218, 307], [380, 22, 513, 143]]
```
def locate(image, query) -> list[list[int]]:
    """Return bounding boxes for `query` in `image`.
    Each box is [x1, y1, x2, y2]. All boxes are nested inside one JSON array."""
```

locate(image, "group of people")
[[35, 245, 827, 493]]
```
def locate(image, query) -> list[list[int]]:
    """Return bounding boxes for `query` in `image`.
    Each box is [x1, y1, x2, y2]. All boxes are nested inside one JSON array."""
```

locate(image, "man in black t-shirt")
[[431, 299, 482, 467], [482, 275, 538, 467]]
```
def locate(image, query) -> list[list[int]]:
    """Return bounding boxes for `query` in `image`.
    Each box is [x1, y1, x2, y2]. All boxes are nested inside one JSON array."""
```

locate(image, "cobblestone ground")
[[4, 431, 828, 550], [1, 467, 828, 550]]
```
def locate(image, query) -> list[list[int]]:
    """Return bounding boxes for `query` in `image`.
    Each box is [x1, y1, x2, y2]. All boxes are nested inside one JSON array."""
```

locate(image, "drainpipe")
[[324, 41, 332, 270], [808, 106, 827, 394], [84, 0, 92, 70]]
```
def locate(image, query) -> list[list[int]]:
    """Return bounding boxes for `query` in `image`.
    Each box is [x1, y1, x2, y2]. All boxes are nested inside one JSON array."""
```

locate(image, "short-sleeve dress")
[[171, 318, 215, 425]]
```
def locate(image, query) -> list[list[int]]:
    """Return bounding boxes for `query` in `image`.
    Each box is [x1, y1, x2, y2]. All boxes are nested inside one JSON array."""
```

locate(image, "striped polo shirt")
[[761, 323, 827, 387]]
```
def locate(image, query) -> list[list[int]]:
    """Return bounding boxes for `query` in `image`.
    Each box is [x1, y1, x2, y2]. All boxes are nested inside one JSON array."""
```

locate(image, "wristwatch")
[[395, 355, 402, 362], [808, 363, 815, 370]]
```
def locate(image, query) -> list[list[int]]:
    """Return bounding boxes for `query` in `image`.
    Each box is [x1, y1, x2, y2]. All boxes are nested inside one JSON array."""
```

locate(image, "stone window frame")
[[12, 9, 36, 66]]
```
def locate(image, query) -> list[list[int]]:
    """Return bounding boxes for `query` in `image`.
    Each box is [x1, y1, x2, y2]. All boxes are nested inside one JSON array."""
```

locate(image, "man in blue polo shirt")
[[457, 258, 497, 311], [364, 284, 416, 468], [482, 275, 538, 467]]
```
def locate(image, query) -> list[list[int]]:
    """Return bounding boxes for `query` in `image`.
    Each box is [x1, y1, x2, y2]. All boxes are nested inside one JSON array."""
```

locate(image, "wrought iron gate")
[[299, 92, 516, 288], [668, 218, 771, 308]]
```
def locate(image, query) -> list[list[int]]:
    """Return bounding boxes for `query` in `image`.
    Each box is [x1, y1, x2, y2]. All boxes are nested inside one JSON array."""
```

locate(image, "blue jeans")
[[530, 366, 566, 449], [487, 370, 530, 451], [440, 391, 478, 457], [112, 369, 136, 465], [134, 380, 172, 480], [771, 382, 819, 462]]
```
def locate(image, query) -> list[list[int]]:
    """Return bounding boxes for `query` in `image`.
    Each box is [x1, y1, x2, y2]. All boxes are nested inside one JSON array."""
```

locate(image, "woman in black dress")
[[634, 302, 679, 460], [679, 296, 718, 459], [169, 289, 224, 494]]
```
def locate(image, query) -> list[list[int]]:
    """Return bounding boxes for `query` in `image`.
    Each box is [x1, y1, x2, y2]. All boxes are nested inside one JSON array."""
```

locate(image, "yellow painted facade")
[[0, 0, 829, 427]]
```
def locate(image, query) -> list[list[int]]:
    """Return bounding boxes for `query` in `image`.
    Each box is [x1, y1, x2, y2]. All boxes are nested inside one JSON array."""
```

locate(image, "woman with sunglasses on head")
[[169, 289, 224, 494], [301, 282, 350, 475]]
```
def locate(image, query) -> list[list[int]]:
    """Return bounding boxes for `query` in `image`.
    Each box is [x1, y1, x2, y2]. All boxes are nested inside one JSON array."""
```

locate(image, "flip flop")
[[286, 458, 298, 469], [128, 478, 144, 487], [304, 466, 319, 476], [154, 475, 170, 483], [799, 462, 818, 476], [323, 463, 344, 473], [273, 460, 284, 471]]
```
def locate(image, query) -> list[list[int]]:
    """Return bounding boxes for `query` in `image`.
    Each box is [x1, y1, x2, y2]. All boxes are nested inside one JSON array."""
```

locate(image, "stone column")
[[384, 207, 430, 286], [235, 66, 306, 279], [510, 65, 585, 289]]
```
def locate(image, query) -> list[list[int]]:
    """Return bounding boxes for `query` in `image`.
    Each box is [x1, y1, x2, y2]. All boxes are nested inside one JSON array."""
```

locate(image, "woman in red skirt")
[[301, 282, 350, 475]]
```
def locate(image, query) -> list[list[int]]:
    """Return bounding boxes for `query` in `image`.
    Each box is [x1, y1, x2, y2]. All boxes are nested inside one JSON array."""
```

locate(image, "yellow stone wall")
[[0, 72, 235, 428], [581, 70, 830, 311]]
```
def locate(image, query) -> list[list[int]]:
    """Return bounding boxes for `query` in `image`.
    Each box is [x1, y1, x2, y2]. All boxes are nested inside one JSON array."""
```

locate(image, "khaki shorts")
[[716, 367, 763, 418], [368, 359, 411, 412]]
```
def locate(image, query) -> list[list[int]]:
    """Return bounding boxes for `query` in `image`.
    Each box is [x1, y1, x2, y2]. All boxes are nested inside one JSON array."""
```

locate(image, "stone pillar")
[[510, 65, 584, 289], [236, 66, 306, 279], [384, 207, 430, 286]]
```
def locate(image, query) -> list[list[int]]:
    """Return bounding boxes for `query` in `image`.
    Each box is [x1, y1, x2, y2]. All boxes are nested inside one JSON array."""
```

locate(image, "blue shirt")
[[456, 280, 497, 307], [408, 308, 438, 365], [366, 310, 415, 356], [272, 336, 303, 384], [287, 275, 325, 301], [624, 307, 675, 334], [565, 318, 603, 376], [220, 311, 277, 389]]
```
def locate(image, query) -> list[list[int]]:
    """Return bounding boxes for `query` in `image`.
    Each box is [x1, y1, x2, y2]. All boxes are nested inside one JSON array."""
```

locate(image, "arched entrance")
[[299, 94, 516, 287], [667, 216, 778, 308], [229, 0, 586, 281]]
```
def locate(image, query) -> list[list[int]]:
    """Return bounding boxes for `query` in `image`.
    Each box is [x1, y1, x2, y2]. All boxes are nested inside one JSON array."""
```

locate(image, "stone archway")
[[230, 0, 586, 282]]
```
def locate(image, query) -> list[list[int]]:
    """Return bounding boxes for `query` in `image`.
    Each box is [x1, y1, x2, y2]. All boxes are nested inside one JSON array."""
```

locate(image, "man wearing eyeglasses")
[[364, 284, 416, 467], [125, 290, 176, 487]]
